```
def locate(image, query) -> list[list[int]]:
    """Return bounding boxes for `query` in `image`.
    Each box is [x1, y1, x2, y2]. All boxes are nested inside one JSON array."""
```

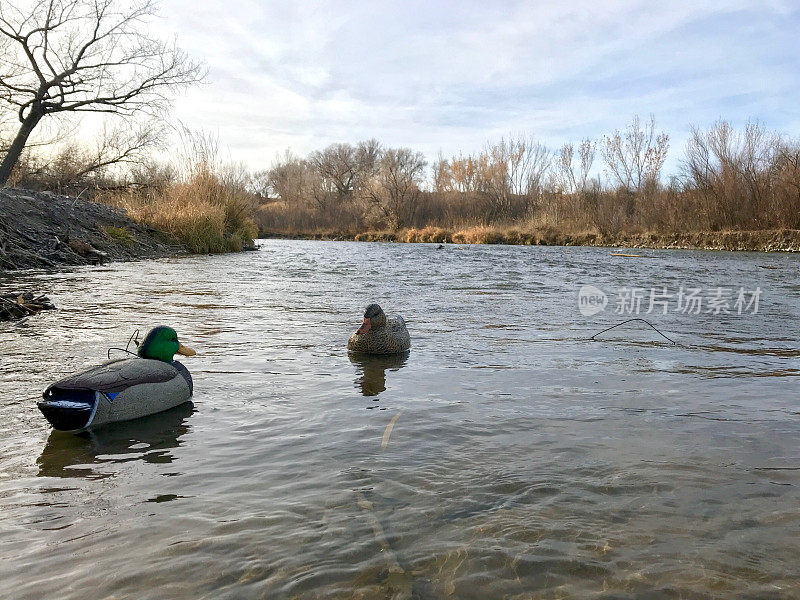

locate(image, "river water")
[[1, 240, 799, 599]]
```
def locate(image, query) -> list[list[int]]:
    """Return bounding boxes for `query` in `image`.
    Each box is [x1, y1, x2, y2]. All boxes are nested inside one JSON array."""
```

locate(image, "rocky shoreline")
[[0, 187, 184, 271], [261, 227, 800, 253]]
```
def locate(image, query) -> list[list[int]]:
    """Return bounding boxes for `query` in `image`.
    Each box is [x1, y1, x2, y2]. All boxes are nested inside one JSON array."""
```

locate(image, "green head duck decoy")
[[347, 304, 410, 355], [38, 326, 196, 433]]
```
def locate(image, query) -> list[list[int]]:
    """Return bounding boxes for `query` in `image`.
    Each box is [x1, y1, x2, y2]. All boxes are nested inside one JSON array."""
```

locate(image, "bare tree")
[[554, 142, 576, 193], [476, 134, 551, 218], [0, 107, 13, 152], [449, 154, 480, 194], [555, 138, 595, 193], [126, 155, 174, 191], [307, 139, 382, 208], [576, 138, 596, 193], [683, 120, 782, 227], [39, 120, 163, 189], [1, 98, 70, 154], [0, 0, 203, 184], [356, 138, 382, 178], [364, 147, 426, 227], [506, 135, 551, 196], [776, 141, 800, 197], [252, 150, 312, 203], [431, 151, 453, 194], [601, 114, 669, 192]]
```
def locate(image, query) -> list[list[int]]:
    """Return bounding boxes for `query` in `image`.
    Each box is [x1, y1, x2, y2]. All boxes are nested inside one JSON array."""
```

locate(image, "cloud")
[[154, 0, 800, 171]]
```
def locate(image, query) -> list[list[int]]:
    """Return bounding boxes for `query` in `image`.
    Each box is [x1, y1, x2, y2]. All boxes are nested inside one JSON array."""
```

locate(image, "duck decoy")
[[38, 326, 196, 433], [347, 304, 410, 355]]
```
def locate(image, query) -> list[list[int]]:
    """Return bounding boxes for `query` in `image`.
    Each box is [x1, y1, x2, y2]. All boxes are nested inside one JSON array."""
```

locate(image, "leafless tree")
[[507, 135, 551, 196], [364, 147, 426, 227], [576, 139, 597, 193], [125, 155, 174, 191], [0, 107, 13, 152], [601, 114, 669, 192], [775, 141, 800, 197], [477, 134, 551, 218], [555, 138, 595, 193], [252, 150, 313, 203], [431, 151, 453, 194], [1, 98, 70, 155], [51, 121, 163, 187], [449, 154, 480, 194], [307, 139, 382, 208], [683, 120, 783, 227], [0, 0, 203, 185]]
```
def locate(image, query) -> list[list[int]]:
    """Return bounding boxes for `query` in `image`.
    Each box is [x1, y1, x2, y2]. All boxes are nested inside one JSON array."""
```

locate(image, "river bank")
[[0, 186, 186, 271], [260, 225, 800, 252]]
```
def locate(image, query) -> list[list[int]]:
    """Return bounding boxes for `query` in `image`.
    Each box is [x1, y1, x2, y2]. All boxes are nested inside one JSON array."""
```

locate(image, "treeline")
[[4, 116, 800, 245], [255, 116, 800, 237]]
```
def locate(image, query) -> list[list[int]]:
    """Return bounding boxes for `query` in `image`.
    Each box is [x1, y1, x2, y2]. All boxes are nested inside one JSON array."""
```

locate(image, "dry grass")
[[99, 131, 258, 254], [256, 218, 800, 252], [103, 169, 257, 254], [403, 226, 450, 243]]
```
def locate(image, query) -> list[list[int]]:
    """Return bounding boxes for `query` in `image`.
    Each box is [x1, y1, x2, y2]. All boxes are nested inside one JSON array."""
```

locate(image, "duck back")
[[39, 358, 193, 432], [348, 314, 410, 355]]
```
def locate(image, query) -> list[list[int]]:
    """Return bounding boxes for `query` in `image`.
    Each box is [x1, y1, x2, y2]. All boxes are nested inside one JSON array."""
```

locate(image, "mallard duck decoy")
[[38, 326, 196, 433], [347, 304, 410, 355]]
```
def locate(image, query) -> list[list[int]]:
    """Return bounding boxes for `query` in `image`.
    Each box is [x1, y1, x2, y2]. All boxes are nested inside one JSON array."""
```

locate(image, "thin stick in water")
[[590, 318, 676, 345], [382, 411, 404, 450]]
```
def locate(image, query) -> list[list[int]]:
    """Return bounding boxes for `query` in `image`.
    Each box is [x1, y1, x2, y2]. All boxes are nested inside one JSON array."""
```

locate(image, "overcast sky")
[[156, 0, 800, 171]]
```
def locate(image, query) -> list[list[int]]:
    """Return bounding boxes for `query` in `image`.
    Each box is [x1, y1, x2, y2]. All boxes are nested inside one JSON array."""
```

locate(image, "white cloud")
[[146, 0, 799, 171]]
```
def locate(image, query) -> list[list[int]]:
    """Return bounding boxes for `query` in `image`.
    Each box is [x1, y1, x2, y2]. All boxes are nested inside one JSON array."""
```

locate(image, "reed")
[[100, 132, 258, 254]]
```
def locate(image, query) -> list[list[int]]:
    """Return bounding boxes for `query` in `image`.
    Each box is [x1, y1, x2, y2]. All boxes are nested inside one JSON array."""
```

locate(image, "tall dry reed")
[[101, 131, 257, 253]]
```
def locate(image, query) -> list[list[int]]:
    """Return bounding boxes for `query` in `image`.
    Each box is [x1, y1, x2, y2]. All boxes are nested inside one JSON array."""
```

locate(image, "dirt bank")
[[260, 226, 800, 252], [0, 187, 184, 271]]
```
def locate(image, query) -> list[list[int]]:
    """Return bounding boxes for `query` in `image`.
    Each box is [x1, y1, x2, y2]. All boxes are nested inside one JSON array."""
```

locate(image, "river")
[[1, 240, 799, 599]]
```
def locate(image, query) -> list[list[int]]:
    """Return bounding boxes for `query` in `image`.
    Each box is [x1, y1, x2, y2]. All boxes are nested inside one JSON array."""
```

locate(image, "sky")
[[152, 0, 800, 173]]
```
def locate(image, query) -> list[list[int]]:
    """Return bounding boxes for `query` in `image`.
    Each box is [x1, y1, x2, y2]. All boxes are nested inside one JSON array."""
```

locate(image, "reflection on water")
[[2, 241, 800, 599], [37, 402, 194, 479], [349, 351, 409, 397]]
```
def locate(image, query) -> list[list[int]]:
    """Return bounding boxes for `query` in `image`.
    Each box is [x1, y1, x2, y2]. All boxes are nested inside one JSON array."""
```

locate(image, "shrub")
[[103, 226, 134, 247]]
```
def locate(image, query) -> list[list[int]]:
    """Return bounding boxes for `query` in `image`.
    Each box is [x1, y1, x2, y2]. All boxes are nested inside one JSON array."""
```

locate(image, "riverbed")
[[1, 240, 799, 599]]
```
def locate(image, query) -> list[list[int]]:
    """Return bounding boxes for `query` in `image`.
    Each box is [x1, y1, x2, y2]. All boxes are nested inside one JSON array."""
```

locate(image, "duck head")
[[356, 304, 386, 335], [137, 326, 196, 363]]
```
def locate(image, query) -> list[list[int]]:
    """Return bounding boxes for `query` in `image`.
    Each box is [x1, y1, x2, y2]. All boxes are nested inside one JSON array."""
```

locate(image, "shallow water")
[[1, 240, 800, 599]]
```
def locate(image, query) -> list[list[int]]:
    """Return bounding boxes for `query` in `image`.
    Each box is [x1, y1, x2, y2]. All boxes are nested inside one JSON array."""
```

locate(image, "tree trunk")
[[0, 108, 44, 186]]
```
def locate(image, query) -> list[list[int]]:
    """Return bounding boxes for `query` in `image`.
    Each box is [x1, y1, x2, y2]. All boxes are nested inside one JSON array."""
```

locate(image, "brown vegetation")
[[256, 118, 800, 251], [3, 114, 800, 255], [98, 133, 258, 253]]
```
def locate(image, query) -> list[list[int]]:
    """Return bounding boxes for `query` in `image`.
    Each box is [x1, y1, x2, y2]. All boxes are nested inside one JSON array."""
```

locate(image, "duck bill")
[[356, 318, 371, 335], [177, 343, 196, 357]]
